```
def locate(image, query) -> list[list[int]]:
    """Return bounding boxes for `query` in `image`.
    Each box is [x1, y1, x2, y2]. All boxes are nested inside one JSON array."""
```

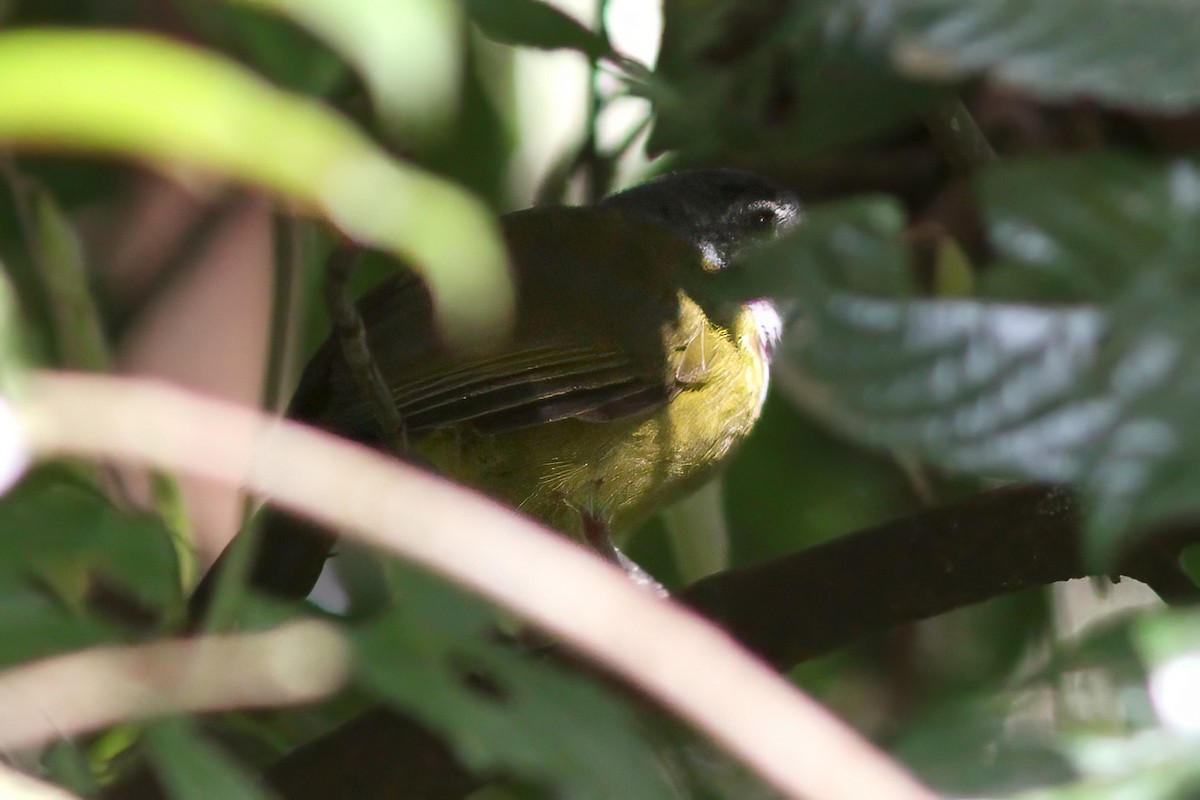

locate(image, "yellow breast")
[[413, 294, 772, 542]]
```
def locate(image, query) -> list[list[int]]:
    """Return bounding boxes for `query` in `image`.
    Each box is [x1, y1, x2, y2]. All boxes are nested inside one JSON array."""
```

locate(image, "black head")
[[597, 168, 801, 270]]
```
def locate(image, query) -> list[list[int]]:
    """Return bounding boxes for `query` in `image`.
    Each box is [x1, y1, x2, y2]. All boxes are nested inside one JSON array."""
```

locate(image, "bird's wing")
[[290, 207, 709, 441]]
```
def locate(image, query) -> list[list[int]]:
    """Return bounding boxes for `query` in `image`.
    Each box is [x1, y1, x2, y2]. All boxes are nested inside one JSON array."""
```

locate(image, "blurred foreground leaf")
[[0, 469, 178, 668], [893, 0, 1200, 112], [0, 28, 511, 351], [3, 167, 109, 371], [355, 566, 676, 799], [465, 0, 610, 60], [144, 718, 267, 800], [770, 156, 1200, 557], [0, 468, 179, 615], [230, 0, 465, 143], [650, 0, 933, 157]]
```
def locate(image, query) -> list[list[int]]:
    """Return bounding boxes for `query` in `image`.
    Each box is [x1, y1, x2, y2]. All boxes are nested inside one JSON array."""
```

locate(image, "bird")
[[189, 168, 800, 616]]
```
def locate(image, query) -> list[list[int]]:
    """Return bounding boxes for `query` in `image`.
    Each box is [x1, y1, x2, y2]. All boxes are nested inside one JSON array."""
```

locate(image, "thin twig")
[[19, 371, 936, 800], [923, 96, 997, 174], [322, 244, 403, 445], [263, 213, 309, 415]]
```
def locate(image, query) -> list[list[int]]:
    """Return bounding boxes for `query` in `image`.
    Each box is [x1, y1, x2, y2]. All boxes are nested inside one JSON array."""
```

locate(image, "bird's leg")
[[323, 242, 406, 451], [580, 511, 668, 597]]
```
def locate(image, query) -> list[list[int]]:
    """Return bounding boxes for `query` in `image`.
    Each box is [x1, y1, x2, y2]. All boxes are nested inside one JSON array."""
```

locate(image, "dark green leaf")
[[706, 195, 909, 306], [893, 0, 1200, 111], [355, 565, 676, 799], [650, 0, 934, 158], [0, 589, 115, 667], [782, 156, 1200, 557], [465, 0, 610, 60], [144, 718, 269, 800], [0, 467, 180, 611]]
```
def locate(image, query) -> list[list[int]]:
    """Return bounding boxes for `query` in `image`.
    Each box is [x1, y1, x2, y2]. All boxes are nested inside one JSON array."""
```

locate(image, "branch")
[[681, 483, 1200, 669], [922, 96, 997, 174], [16, 371, 934, 800]]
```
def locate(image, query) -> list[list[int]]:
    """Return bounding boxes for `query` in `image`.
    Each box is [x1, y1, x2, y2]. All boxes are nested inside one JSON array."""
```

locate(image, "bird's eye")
[[739, 203, 778, 232]]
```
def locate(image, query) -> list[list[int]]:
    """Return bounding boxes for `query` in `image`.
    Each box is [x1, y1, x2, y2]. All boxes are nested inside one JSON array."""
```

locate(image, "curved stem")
[[18, 370, 935, 800]]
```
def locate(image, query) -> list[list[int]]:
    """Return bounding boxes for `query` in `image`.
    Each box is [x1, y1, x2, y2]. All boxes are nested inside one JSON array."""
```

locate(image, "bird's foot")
[[581, 511, 669, 598]]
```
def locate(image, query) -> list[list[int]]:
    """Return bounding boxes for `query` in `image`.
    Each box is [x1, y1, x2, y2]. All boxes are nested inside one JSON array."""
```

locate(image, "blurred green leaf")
[[650, 0, 933, 158], [1026, 732, 1200, 800], [0, 28, 512, 351], [706, 195, 908, 305], [355, 565, 677, 799], [465, 0, 610, 60], [781, 156, 1200, 558], [3, 166, 110, 371], [0, 467, 180, 613], [0, 589, 114, 667], [893, 0, 1200, 112], [1178, 544, 1200, 589], [1135, 610, 1200, 665], [977, 155, 1178, 302], [170, 0, 344, 96], [230, 0, 465, 143], [896, 698, 1075, 796], [144, 718, 268, 800]]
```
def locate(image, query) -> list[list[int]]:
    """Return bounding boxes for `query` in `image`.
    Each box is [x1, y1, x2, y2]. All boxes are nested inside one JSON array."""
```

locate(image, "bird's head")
[[598, 168, 801, 356]]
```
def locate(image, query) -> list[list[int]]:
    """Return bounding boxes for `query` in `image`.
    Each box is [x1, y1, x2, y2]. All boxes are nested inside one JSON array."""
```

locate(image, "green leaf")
[[650, 0, 934, 157], [355, 565, 676, 799], [893, 0, 1200, 111], [977, 155, 1184, 302], [708, 195, 909, 305], [0, 467, 180, 614], [168, 0, 344, 97], [0, 28, 512, 352], [1026, 732, 1200, 800], [1135, 610, 1200, 666], [143, 718, 269, 800], [228, 0, 465, 143], [4, 167, 110, 372], [465, 0, 611, 60], [782, 156, 1200, 557], [0, 590, 115, 667]]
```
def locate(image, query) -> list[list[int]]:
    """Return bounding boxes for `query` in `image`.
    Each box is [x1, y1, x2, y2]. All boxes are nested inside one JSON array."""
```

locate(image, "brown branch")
[[922, 96, 997, 174], [682, 482, 1200, 669]]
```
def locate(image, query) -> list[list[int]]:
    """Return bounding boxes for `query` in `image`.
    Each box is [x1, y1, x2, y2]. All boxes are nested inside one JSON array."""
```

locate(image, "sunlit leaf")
[[229, 0, 464, 143], [464, 0, 610, 60], [1027, 732, 1200, 800], [778, 158, 1200, 556], [892, 0, 1200, 111], [0, 29, 512, 351]]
